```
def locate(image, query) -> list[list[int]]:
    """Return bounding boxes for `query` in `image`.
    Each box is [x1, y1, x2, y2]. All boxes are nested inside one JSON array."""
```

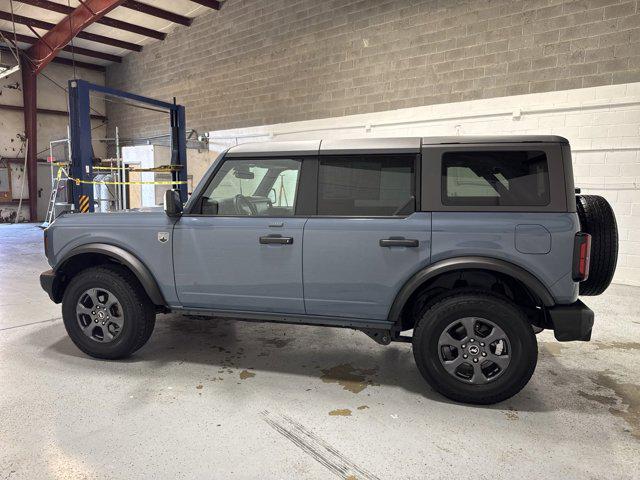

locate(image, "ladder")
[[41, 164, 69, 228]]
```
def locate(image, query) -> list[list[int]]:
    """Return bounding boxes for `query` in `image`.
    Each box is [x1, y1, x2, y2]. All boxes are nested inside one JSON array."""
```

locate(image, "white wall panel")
[[208, 82, 640, 286]]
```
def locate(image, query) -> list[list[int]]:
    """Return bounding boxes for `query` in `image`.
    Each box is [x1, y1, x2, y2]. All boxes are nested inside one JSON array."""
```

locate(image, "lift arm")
[[25, 0, 126, 74], [68, 80, 188, 212]]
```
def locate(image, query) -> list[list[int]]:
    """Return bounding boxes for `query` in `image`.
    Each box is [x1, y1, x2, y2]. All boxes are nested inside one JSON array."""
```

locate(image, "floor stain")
[[239, 370, 256, 380], [259, 337, 293, 348], [593, 341, 640, 351], [329, 409, 352, 417], [357, 405, 369, 410], [196, 384, 203, 390], [540, 342, 564, 356], [504, 408, 519, 421], [578, 391, 617, 405], [320, 364, 379, 394], [590, 372, 640, 439], [211, 346, 230, 353]]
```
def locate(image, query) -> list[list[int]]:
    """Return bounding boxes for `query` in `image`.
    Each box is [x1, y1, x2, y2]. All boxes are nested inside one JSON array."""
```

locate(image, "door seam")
[[301, 217, 310, 314]]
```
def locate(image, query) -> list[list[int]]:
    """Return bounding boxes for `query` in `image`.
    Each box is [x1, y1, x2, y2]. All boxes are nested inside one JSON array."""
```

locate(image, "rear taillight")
[[572, 232, 591, 282]]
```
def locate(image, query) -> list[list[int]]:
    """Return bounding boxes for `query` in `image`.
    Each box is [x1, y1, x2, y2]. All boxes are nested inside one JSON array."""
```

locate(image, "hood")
[[51, 208, 168, 228]]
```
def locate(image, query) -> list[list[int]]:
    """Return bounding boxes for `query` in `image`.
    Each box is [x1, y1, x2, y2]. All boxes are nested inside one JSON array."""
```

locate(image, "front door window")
[[201, 158, 301, 216]]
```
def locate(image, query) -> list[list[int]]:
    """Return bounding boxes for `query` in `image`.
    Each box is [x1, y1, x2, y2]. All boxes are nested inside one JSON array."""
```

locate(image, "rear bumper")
[[548, 300, 594, 342], [40, 269, 63, 304]]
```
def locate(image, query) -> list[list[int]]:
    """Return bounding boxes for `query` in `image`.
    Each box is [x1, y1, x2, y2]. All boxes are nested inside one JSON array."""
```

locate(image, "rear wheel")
[[62, 265, 155, 359], [412, 291, 537, 404]]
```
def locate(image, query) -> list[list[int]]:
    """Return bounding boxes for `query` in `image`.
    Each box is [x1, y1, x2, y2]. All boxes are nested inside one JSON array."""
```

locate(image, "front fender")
[[56, 243, 166, 306]]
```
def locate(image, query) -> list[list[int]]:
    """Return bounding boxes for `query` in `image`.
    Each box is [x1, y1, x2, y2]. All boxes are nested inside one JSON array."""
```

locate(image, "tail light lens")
[[572, 232, 591, 282]]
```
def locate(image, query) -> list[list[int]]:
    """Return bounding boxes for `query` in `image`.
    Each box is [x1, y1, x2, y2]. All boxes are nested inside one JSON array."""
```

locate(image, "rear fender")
[[388, 256, 556, 327]]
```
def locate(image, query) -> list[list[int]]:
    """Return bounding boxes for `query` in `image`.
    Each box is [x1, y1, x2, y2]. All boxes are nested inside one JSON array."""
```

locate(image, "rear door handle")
[[259, 234, 294, 245], [379, 237, 419, 247]]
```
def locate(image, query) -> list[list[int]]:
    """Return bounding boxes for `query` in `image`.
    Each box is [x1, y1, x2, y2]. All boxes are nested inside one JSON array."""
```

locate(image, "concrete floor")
[[0, 224, 638, 480]]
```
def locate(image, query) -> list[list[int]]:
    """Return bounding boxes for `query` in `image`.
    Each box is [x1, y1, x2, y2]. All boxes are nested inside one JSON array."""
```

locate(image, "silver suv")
[[40, 136, 618, 404]]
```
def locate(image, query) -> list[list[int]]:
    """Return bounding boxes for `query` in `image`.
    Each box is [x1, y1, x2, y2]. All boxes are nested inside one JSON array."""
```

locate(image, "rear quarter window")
[[442, 151, 550, 207]]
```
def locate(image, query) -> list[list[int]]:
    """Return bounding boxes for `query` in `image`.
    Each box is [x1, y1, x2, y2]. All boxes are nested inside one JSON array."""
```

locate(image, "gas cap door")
[[515, 224, 551, 254]]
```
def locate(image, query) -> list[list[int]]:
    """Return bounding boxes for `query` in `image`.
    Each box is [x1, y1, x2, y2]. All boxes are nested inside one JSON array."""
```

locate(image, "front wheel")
[[412, 291, 537, 404], [62, 265, 156, 359]]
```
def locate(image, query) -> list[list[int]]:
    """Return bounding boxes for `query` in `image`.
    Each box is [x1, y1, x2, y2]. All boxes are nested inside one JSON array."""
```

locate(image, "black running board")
[[170, 306, 396, 344]]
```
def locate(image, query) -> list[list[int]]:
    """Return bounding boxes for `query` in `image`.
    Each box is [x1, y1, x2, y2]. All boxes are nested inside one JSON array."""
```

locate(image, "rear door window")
[[318, 154, 416, 216], [442, 151, 550, 206]]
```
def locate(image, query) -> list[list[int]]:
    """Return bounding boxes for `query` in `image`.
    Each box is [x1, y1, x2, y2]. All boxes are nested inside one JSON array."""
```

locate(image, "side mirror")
[[164, 189, 183, 217]]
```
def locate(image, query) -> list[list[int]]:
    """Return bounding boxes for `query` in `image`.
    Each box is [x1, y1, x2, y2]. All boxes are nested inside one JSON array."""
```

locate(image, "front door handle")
[[379, 237, 419, 248], [259, 234, 294, 245]]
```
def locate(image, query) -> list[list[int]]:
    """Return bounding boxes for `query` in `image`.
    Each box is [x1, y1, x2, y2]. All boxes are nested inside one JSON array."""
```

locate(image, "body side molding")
[[387, 256, 556, 325], [56, 243, 165, 305]]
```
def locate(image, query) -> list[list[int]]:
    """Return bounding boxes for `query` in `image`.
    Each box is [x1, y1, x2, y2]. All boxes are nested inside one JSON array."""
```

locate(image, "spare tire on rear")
[[576, 195, 618, 296]]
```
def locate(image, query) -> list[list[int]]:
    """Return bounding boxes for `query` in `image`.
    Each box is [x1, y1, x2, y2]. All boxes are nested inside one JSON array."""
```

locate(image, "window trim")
[[184, 155, 309, 217], [421, 143, 567, 213]]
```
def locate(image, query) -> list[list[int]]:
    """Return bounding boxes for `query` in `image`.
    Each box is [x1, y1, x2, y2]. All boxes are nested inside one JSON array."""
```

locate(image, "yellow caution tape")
[[52, 162, 182, 173], [92, 165, 183, 172], [72, 177, 187, 186]]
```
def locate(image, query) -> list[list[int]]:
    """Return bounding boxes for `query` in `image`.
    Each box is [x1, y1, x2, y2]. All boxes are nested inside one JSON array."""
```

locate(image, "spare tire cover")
[[576, 195, 618, 296]]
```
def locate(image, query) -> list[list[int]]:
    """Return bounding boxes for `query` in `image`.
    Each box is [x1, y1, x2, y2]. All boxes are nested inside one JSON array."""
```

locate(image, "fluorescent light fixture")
[[0, 64, 20, 80]]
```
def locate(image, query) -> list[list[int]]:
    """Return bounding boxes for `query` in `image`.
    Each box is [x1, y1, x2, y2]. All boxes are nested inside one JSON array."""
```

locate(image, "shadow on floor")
[[33, 313, 589, 413]]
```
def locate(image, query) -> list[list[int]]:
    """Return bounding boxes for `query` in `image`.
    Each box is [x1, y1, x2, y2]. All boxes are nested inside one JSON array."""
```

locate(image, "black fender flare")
[[56, 243, 166, 306], [387, 256, 556, 325]]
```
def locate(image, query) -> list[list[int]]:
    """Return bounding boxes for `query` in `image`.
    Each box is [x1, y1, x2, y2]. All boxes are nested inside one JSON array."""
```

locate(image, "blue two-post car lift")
[[67, 79, 189, 212]]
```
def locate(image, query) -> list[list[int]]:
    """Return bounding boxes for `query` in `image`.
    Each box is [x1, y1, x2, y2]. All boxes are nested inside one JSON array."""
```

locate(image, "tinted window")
[[442, 151, 550, 206], [201, 158, 301, 216], [318, 155, 415, 216]]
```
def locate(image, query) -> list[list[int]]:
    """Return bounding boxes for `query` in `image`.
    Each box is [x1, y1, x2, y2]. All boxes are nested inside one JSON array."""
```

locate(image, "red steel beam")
[[25, 0, 124, 73], [15, 0, 166, 40], [20, 58, 38, 220], [25, 0, 127, 74], [0, 29, 121, 62], [0, 10, 142, 52], [189, 0, 221, 9], [122, 1, 192, 26]]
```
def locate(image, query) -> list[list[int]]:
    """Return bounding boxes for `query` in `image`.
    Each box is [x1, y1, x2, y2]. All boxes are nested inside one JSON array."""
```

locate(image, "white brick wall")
[[207, 82, 640, 286]]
